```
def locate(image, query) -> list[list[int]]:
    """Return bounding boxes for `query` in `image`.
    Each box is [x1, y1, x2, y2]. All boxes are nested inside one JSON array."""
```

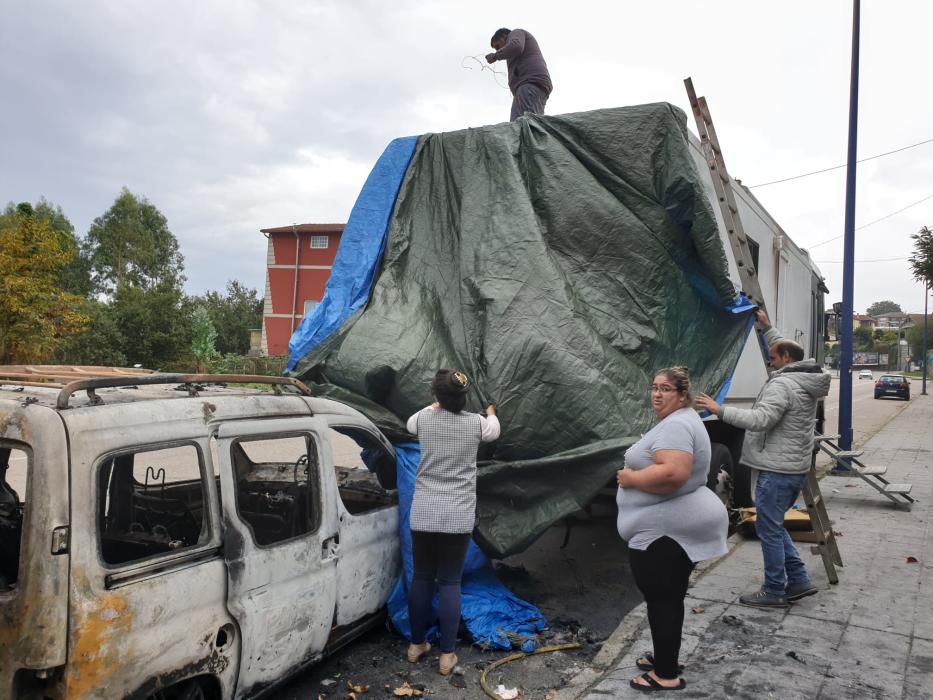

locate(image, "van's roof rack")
[[0, 366, 312, 409]]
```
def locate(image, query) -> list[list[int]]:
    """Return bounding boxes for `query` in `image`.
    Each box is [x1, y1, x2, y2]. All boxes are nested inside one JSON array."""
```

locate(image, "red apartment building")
[[259, 223, 345, 356]]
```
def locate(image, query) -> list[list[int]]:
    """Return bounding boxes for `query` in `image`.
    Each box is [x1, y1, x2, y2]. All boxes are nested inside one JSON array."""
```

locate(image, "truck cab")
[[0, 369, 400, 700]]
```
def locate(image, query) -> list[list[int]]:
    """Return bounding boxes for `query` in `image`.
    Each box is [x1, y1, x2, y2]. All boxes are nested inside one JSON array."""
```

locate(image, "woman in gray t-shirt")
[[616, 367, 728, 691]]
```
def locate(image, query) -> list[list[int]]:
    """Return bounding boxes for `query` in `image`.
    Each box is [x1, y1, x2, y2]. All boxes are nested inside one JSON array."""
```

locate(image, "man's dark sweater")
[[491, 29, 552, 96]]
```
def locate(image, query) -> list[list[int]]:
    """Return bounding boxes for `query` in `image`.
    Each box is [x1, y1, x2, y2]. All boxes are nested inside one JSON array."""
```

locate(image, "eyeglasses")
[[650, 385, 677, 394]]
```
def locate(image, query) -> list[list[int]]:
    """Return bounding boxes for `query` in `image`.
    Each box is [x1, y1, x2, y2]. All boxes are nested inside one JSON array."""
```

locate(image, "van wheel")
[[707, 443, 733, 500]]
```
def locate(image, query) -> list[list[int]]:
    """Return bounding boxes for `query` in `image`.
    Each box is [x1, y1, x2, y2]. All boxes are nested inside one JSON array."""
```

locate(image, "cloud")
[[1, 0, 931, 313]]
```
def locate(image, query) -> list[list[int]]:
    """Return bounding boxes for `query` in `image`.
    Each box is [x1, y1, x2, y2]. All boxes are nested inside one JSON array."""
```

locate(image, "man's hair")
[[772, 340, 805, 363], [432, 368, 469, 413], [490, 28, 511, 46], [655, 366, 693, 401]]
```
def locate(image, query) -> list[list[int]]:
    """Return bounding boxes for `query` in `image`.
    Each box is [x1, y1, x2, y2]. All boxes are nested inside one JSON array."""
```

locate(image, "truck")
[[0, 370, 401, 699]]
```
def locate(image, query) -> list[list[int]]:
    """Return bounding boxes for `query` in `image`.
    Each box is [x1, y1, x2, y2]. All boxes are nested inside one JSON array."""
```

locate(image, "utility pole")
[[837, 0, 860, 458], [920, 280, 930, 396]]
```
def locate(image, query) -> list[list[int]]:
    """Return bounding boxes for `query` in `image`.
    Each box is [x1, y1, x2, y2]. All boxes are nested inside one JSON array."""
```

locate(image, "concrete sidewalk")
[[573, 395, 933, 699]]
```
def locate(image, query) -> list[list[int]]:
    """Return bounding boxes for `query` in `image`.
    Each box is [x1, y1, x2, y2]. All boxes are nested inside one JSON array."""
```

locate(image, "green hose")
[[479, 643, 582, 699]]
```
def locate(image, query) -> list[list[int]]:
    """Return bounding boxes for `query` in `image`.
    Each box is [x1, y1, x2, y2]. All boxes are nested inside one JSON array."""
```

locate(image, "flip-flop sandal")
[[629, 672, 687, 692], [636, 654, 685, 673]]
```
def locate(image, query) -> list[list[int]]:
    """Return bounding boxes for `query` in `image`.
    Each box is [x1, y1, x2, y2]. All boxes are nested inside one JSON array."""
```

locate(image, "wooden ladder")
[[685, 77, 842, 583]]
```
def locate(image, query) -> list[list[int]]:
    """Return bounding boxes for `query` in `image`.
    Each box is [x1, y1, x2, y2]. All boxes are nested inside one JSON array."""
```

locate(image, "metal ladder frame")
[[817, 434, 914, 509], [684, 78, 843, 582]]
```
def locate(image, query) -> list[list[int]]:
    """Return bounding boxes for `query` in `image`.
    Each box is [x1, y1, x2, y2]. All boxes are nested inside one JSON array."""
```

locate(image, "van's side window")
[[0, 445, 28, 591], [328, 427, 398, 514], [98, 445, 209, 566], [231, 435, 320, 546]]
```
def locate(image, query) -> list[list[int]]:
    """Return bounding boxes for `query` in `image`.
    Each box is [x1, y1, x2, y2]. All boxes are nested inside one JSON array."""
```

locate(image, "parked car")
[[874, 374, 911, 400], [858, 369, 874, 380], [0, 369, 401, 700]]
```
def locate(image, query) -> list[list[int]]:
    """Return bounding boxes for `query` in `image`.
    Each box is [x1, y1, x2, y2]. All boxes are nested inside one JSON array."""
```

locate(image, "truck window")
[[0, 446, 28, 591], [98, 445, 210, 566], [231, 435, 321, 546], [328, 427, 398, 514]]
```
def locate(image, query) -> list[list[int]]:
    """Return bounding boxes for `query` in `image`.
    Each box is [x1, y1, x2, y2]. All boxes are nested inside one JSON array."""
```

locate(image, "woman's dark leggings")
[[408, 530, 471, 653], [629, 536, 696, 679]]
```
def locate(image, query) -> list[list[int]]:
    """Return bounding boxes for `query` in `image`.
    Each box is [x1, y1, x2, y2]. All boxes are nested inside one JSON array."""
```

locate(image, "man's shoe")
[[785, 582, 818, 602], [739, 589, 789, 608]]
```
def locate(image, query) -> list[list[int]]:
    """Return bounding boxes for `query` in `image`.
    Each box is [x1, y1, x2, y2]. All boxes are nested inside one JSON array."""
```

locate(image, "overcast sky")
[[2, 1, 931, 313]]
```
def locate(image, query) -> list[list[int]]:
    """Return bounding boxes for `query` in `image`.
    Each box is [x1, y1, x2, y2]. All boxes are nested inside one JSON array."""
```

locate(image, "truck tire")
[[706, 443, 733, 493], [731, 462, 754, 508]]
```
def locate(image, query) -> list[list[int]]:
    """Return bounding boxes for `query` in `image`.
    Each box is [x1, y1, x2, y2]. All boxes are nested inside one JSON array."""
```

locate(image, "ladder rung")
[[883, 483, 912, 495], [856, 466, 887, 476], [834, 450, 864, 459], [815, 434, 841, 442]]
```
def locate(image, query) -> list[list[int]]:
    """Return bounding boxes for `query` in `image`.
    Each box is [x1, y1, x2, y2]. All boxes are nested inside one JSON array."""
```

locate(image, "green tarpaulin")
[[292, 103, 751, 557]]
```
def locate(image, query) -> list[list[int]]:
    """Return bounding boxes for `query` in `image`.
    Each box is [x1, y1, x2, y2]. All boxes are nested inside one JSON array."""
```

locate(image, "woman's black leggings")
[[408, 530, 471, 653], [629, 536, 696, 679]]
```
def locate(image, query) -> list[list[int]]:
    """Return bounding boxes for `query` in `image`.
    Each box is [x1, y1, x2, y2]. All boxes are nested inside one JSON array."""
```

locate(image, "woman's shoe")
[[635, 653, 684, 673], [407, 642, 431, 663], [439, 652, 458, 676]]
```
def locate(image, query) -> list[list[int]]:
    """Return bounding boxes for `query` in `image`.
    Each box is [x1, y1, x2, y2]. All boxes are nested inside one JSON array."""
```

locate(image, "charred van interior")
[[0, 446, 27, 590], [98, 444, 210, 566]]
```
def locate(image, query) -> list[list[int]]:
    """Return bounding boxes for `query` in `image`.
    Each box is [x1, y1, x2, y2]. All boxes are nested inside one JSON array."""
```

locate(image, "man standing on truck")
[[485, 28, 553, 121], [695, 310, 831, 609]]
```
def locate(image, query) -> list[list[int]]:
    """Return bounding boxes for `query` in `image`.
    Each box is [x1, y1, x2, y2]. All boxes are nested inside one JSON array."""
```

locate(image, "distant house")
[[259, 223, 345, 356], [872, 312, 912, 332], [853, 314, 876, 331]]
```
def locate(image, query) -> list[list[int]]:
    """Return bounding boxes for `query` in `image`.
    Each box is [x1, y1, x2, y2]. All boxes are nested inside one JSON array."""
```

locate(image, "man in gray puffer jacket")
[[696, 310, 831, 608]]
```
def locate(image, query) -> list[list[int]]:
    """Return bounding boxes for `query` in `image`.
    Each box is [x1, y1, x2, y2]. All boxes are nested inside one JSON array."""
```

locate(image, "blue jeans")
[[754, 470, 810, 596]]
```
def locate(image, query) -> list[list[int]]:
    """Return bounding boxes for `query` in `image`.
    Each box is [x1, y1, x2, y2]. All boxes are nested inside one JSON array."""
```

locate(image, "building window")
[[98, 444, 210, 566], [310, 235, 329, 249]]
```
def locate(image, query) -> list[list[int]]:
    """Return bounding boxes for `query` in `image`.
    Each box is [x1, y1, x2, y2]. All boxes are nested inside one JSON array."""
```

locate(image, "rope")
[[478, 643, 582, 699]]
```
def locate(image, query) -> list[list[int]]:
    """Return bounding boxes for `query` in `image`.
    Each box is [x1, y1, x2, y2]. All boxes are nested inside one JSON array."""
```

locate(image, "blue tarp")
[[286, 136, 419, 370], [285, 136, 548, 649], [386, 443, 547, 650]]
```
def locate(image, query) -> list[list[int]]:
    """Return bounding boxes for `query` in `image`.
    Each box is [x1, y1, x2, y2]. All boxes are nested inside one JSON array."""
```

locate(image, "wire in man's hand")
[[461, 55, 510, 90]]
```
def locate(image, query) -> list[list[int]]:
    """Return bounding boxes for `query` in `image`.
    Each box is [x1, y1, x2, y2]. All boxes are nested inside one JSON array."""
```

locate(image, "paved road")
[[270, 372, 917, 699]]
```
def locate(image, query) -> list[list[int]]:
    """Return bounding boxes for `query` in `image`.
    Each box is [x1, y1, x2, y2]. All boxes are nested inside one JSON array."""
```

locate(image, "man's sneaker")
[[739, 589, 789, 608], [785, 582, 818, 602]]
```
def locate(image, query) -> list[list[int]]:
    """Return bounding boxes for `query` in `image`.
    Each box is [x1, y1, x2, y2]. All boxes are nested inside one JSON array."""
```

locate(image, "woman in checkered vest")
[[404, 369, 501, 676]]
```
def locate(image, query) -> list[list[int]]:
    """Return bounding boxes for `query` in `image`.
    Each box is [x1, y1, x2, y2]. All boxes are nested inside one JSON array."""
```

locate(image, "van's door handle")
[[322, 535, 340, 562]]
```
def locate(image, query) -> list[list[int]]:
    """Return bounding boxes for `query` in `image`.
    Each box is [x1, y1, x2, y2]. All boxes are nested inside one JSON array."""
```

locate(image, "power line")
[[814, 256, 908, 263], [805, 192, 933, 250], [748, 137, 933, 188]]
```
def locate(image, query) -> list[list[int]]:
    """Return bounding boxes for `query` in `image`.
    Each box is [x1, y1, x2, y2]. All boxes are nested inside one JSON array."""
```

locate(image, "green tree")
[[907, 320, 931, 364], [3, 199, 93, 297], [0, 205, 87, 362], [191, 306, 218, 372], [908, 226, 933, 284], [110, 284, 193, 368], [54, 299, 128, 367], [85, 188, 185, 293], [865, 300, 903, 316], [853, 326, 874, 352], [191, 280, 263, 355]]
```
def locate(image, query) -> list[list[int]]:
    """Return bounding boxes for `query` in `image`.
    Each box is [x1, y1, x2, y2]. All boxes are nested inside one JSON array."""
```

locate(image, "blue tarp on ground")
[[285, 136, 548, 649]]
